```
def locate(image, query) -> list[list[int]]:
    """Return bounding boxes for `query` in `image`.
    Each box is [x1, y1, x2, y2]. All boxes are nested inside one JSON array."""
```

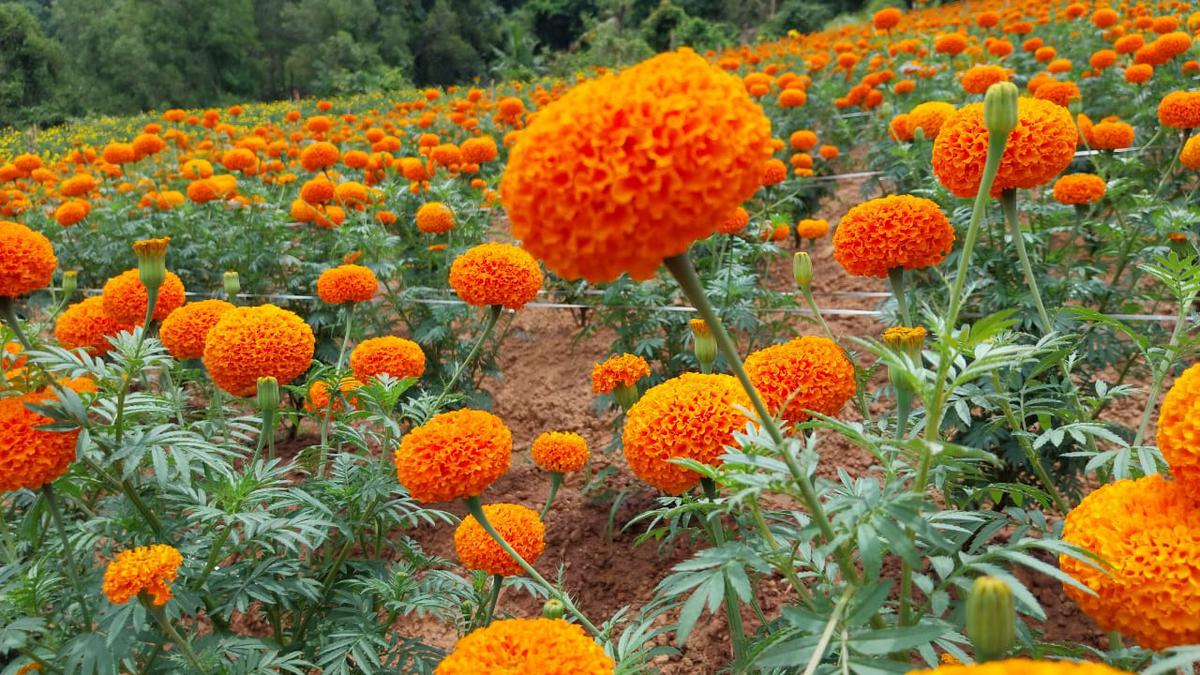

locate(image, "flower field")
[[4, 0, 1200, 672]]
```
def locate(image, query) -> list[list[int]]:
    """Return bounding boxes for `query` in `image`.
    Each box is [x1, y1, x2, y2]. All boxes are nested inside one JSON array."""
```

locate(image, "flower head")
[[1159, 91, 1200, 129], [349, 336, 426, 382], [910, 659, 1129, 674], [833, 195, 954, 277], [623, 373, 749, 494], [416, 202, 455, 233], [500, 49, 774, 282], [316, 264, 378, 305], [300, 141, 340, 172], [1156, 363, 1200, 485], [54, 296, 131, 355], [0, 392, 79, 492], [1052, 174, 1106, 205], [454, 503, 545, 576], [159, 299, 235, 360], [203, 305, 315, 396], [449, 243, 543, 310], [101, 269, 186, 324], [435, 618, 613, 675], [907, 101, 958, 139], [795, 218, 829, 239], [305, 377, 362, 416], [745, 336, 856, 426], [1182, 135, 1200, 170], [961, 65, 1010, 95], [716, 207, 750, 235], [531, 431, 590, 473], [102, 544, 183, 606], [0, 221, 56, 298], [394, 409, 512, 503], [591, 353, 651, 394]]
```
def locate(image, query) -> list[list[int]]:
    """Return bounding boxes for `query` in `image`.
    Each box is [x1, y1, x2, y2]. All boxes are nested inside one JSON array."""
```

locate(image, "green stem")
[[664, 254, 861, 587], [193, 524, 233, 591], [989, 372, 1069, 512], [887, 267, 911, 326], [799, 287, 837, 344], [540, 472, 563, 520], [145, 598, 208, 674], [431, 304, 502, 412], [43, 485, 93, 627], [1133, 294, 1192, 448], [699, 478, 747, 664], [319, 303, 356, 472], [894, 387, 912, 441], [1001, 190, 1052, 333], [80, 457, 164, 537], [0, 297, 33, 351], [478, 574, 503, 628]]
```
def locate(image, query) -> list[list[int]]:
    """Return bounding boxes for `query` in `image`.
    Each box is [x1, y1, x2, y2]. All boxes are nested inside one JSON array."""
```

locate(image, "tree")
[[0, 2, 65, 127]]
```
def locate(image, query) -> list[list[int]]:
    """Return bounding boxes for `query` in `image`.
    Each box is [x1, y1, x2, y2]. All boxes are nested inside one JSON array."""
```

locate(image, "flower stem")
[[319, 303, 356, 472], [0, 297, 33, 351], [887, 267, 911, 326], [477, 574, 503, 628], [144, 597, 208, 674], [1001, 190, 1052, 334], [700, 478, 748, 664], [540, 472, 562, 520], [432, 304, 502, 412], [43, 484, 93, 627], [1133, 293, 1192, 448]]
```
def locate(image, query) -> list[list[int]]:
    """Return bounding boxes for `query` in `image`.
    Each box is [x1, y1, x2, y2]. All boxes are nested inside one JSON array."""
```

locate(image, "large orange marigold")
[[415, 202, 455, 233], [101, 269, 186, 324], [500, 48, 774, 282], [394, 409, 512, 503], [745, 336, 856, 426], [832, 195, 954, 277], [454, 503, 545, 576], [1158, 91, 1200, 129], [435, 618, 613, 675], [449, 243, 543, 310], [911, 659, 1130, 674], [349, 336, 426, 382], [531, 431, 589, 473], [623, 373, 749, 494], [906, 101, 957, 139], [202, 304, 315, 396], [316, 264, 378, 304], [0, 392, 79, 492], [102, 544, 183, 606], [933, 97, 1076, 197], [159, 299, 234, 360], [0, 221, 56, 297], [1060, 475, 1200, 651], [54, 296, 131, 355]]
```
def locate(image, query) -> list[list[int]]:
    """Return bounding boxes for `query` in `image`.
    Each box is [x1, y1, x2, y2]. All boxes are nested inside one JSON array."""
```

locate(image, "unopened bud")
[[542, 598, 565, 620], [912, 127, 927, 143], [690, 318, 717, 373], [613, 382, 639, 411], [223, 270, 241, 299], [966, 576, 1015, 662], [61, 270, 77, 298], [256, 376, 280, 412], [793, 252, 813, 289], [984, 82, 1019, 140], [882, 325, 927, 359], [132, 237, 169, 293]]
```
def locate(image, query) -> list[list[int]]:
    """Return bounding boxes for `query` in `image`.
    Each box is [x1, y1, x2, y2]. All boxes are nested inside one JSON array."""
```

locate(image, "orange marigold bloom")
[[531, 431, 589, 473], [622, 373, 749, 494], [934, 33, 968, 55], [889, 114, 912, 142], [932, 97, 1076, 197], [435, 618, 613, 675], [1181, 135, 1200, 169], [1156, 363, 1200, 483], [833, 195, 953, 277], [1033, 80, 1081, 108], [221, 148, 258, 173], [761, 158, 788, 186], [449, 243, 542, 310], [1124, 63, 1154, 83], [796, 218, 829, 239], [159, 299, 234, 360], [316, 264, 378, 304], [54, 296, 130, 355], [415, 202, 455, 233], [592, 353, 650, 394], [300, 177, 335, 205], [906, 101, 957, 139], [873, 7, 901, 30], [1090, 49, 1118, 70], [102, 143, 136, 165], [1060, 475, 1200, 651], [349, 336, 425, 382], [306, 377, 362, 416], [912, 659, 1130, 674], [1114, 34, 1145, 54], [818, 145, 839, 160], [454, 503, 545, 576], [716, 206, 750, 234], [778, 88, 807, 107], [461, 135, 500, 164], [53, 199, 91, 227], [960, 65, 1009, 94], [977, 11, 999, 28], [102, 544, 183, 606], [745, 336, 856, 425], [58, 173, 97, 197], [395, 408, 512, 503], [789, 130, 818, 151], [300, 141, 340, 172], [1158, 91, 1200, 129], [101, 269, 185, 324], [0, 220, 56, 297], [1092, 8, 1120, 28], [0, 391, 79, 492], [1089, 120, 1136, 149], [500, 49, 773, 282], [203, 305, 315, 397], [1052, 174, 1107, 204]]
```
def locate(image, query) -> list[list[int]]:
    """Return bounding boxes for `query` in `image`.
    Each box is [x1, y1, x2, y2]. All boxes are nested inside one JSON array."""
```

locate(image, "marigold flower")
[[1156, 363, 1200, 484], [0, 220, 56, 297], [1158, 91, 1200, 129], [934, 33, 968, 55], [716, 206, 750, 234], [1090, 49, 1118, 70], [58, 174, 97, 197], [101, 269, 185, 325], [454, 503, 545, 576], [1115, 34, 1145, 55], [394, 409, 512, 503], [415, 202, 455, 233], [592, 353, 650, 394], [1182, 135, 1200, 169], [159, 299, 234, 360], [1060, 475, 1200, 651], [316, 264, 378, 305], [833, 195, 953, 277], [623, 373, 749, 494], [300, 177, 334, 205], [102, 143, 136, 165], [911, 659, 1129, 674], [221, 148, 258, 173], [1092, 8, 1119, 28], [873, 7, 901, 30], [1089, 120, 1135, 149], [306, 377, 362, 416], [906, 101, 957, 139], [1033, 80, 1081, 108], [889, 114, 913, 142], [531, 431, 589, 473], [778, 88, 807, 107], [933, 97, 1076, 197], [53, 199, 91, 227], [449, 243, 542, 310], [1124, 63, 1153, 83], [102, 544, 183, 606], [435, 618, 613, 675], [300, 141, 340, 172], [461, 135, 499, 164], [0, 392, 79, 492], [961, 65, 1010, 95], [1052, 174, 1106, 204], [761, 158, 788, 186], [349, 336, 425, 383], [54, 296, 130, 355], [796, 218, 829, 239], [500, 49, 774, 282], [745, 336, 856, 425], [203, 304, 315, 397], [789, 130, 818, 151]]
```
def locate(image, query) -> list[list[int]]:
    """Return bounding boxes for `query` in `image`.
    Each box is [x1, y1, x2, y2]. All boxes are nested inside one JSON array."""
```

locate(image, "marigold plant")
[[394, 408, 512, 503], [316, 264, 379, 305], [0, 220, 57, 298], [1052, 174, 1107, 205], [101, 269, 186, 324], [158, 299, 234, 360], [0, 392, 80, 492], [530, 431, 589, 474], [832, 195, 954, 277], [454, 503, 545, 576], [745, 336, 857, 426], [349, 335, 426, 382], [591, 353, 651, 394]]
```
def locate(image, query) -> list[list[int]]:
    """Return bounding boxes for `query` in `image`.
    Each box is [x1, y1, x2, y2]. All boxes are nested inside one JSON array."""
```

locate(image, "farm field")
[[2, 0, 1200, 673]]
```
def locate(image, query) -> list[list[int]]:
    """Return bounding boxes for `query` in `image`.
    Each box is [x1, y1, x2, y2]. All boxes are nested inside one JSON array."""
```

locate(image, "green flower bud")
[[542, 598, 565, 620], [984, 82, 1019, 141], [132, 237, 169, 294], [966, 576, 1015, 662], [613, 382, 639, 411], [223, 270, 241, 299], [256, 376, 280, 414], [793, 252, 813, 289], [689, 318, 717, 374], [61, 270, 78, 298]]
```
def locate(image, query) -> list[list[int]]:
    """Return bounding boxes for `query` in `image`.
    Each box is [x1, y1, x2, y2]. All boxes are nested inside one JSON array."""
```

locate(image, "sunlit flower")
[[435, 618, 613, 675], [0, 392, 80, 492], [394, 409, 512, 503], [449, 243, 543, 310], [531, 431, 589, 473], [102, 544, 183, 606], [203, 305, 315, 397], [454, 503, 545, 576]]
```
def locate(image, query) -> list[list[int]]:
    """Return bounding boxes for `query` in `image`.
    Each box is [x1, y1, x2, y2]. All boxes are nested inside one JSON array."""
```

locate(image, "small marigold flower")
[[592, 353, 650, 394], [54, 296, 131, 355], [761, 158, 788, 186], [415, 202, 455, 233], [350, 336, 425, 382], [395, 409, 512, 503], [101, 269, 185, 325], [906, 101, 958, 141], [435, 618, 613, 675], [102, 544, 183, 606], [1032, 80, 1081, 108], [933, 97, 1076, 197], [961, 65, 1010, 95], [1052, 174, 1106, 204], [934, 33, 968, 55], [1060, 475, 1200, 651], [531, 431, 589, 473], [1156, 363, 1200, 484], [461, 135, 500, 164], [1087, 119, 1136, 149], [0, 392, 80, 492], [790, 130, 818, 151], [159, 300, 235, 360], [911, 659, 1130, 674], [203, 305, 316, 397], [1124, 64, 1153, 85], [449, 243, 543, 310], [833, 195, 954, 277], [1181, 135, 1200, 170], [454, 503, 545, 576], [54, 199, 91, 227], [1158, 91, 1200, 129], [300, 141, 340, 172], [796, 218, 829, 239], [716, 206, 750, 234], [873, 7, 901, 30], [0, 220, 56, 297], [500, 49, 774, 282], [316, 264, 378, 305], [623, 373, 749, 494], [305, 377, 362, 416], [745, 336, 856, 425], [890, 114, 913, 142]]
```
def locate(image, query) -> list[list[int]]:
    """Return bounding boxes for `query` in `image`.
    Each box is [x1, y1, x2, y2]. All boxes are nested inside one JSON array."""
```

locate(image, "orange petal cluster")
[[101, 269, 186, 324], [435, 618, 613, 675], [394, 409, 512, 503], [745, 336, 856, 426], [159, 299, 234, 359], [454, 503, 545, 576], [591, 353, 651, 394], [449, 243, 543, 310], [316, 264, 378, 305], [530, 431, 589, 473], [349, 336, 426, 382], [832, 195, 954, 278], [102, 544, 183, 606], [0, 221, 56, 298], [202, 304, 315, 396], [0, 392, 80, 492]]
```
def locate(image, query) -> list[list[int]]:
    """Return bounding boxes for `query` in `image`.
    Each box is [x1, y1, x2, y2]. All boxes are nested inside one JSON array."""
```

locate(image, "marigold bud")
[[690, 318, 717, 373], [984, 82, 1019, 139], [223, 270, 241, 298], [256, 376, 280, 414], [882, 325, 927, 359], [542, 598, 565, 619], [613, 382, 639, 411], [793, 252, 813, 289], [966, 576, 1015, 661], [61, 270, 77, 298], [132, 237, 169, 293]]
